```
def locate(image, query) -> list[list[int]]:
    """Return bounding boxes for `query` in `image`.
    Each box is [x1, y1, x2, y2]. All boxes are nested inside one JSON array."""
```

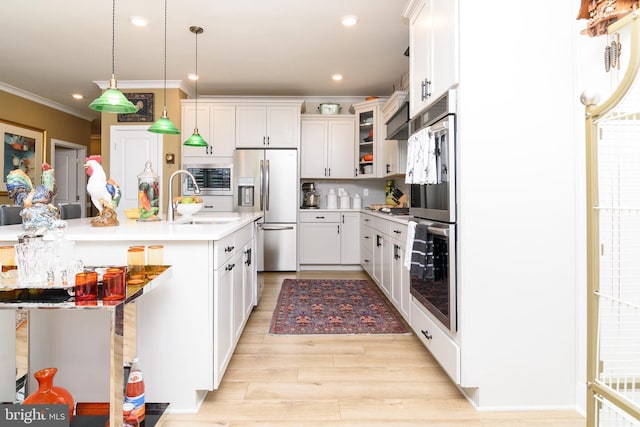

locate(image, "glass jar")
[[137, 161, 160, 221]]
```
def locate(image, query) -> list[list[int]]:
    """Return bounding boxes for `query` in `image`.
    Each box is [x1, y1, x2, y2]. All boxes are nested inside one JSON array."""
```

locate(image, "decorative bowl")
[[176, 202, 203, 217]]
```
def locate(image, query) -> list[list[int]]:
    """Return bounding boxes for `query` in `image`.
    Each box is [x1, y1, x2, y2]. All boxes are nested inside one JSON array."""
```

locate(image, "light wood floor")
[[156, 271, 585, 427]]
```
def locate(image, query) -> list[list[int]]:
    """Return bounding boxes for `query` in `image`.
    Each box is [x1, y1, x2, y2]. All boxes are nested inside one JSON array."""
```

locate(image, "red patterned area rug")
[[269, 278, 410, 335]]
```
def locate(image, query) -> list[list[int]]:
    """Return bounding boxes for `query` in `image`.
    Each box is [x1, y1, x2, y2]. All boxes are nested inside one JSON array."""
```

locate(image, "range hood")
[[385, 101, 409, 141]]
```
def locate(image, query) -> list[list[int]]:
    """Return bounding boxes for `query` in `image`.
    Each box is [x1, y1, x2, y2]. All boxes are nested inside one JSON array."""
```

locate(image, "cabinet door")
[[182, 104, 213, 156], [209, 105, 236, 157], [327, 119, 356, 179], [354, 106, 377, 178], [242, 240, 256, 318], [391, 240, 410, 320], [408, 0, 433, 118], [381, 234, 392, 297], [373, 232, 384, 287], [213, 263, 234, 389], [266, 106, 299, 148], [236, 105, 267, 148], [431, 0, 458, 103], [299, 222, 340, 264], [231, 251, 244, 341], [300, 119, 328, 178], [340, 212, 360, 264]]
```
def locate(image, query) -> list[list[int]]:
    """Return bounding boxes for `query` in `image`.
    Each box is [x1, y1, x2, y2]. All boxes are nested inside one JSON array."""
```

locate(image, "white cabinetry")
[[340, 212, 360, 264], [353, 99, 399, 178], [301, 115, 356, 179], [236, 103, 301, 148], [403, 0, 458, 118], [299, 212, 341, 264], [299, 211, 360, 265], [181, 102, 236, 157], [360, 212, 410, 321], [212, 223, 255, 389]]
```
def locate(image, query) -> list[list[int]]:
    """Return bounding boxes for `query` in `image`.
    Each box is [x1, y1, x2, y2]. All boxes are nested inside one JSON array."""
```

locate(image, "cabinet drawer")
[[360, 223, 374, 252], [299, 211, 340, 223], [213, 224, 253, 269], [410, 299, 460, 384], [387, 221, 408, 240]]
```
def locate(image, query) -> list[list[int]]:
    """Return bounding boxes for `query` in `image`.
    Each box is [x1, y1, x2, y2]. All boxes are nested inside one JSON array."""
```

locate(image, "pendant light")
[[183, 25, 208, 147], [148, 0, 180, 134], [89, 0, 138, 114]]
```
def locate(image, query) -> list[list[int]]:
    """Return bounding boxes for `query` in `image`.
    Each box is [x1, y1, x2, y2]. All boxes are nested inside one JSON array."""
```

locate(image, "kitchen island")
[[0, 211, 262, 413]]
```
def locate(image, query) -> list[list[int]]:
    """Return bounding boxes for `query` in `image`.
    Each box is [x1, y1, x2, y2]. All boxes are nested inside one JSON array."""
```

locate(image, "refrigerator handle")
[[259, 160, 264, 211], [265, 159, 270, 211]]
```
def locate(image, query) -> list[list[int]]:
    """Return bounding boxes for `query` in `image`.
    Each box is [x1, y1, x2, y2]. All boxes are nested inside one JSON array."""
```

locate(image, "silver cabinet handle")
[[261, 225, 294, 231]]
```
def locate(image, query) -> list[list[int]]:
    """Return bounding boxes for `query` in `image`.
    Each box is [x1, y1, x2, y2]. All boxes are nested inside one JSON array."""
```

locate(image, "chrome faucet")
[[167, 169, 201, 222]]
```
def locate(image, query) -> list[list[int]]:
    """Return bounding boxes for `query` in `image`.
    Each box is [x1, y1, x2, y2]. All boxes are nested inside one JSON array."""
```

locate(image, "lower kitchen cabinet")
[[299, 211, 360, 265], [360, 212, 411, 321]]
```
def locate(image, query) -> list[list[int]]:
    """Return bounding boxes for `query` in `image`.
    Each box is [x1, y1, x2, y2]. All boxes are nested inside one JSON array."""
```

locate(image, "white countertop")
[[0, 211, 263, 242], [303, 208, 413, 225]]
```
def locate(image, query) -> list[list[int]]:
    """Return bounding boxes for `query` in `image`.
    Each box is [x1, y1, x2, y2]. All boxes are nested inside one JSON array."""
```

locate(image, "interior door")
[[110, 126, 163, 214], [54, 149, 79, 206]]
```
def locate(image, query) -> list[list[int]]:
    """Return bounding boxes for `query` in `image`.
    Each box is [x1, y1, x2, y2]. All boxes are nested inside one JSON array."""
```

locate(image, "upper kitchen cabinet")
[[181, 101, 236, 158], [403, 0, 458, 118], [235, 102, 303, 148], [353, 99, 391, 178], [300, 115, 355, 179]]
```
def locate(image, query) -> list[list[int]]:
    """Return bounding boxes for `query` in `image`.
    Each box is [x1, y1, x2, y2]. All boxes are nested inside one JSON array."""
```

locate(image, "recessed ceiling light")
[[72, 94, 83, 100], [188, 73, 199, 81], [130, 16, 148, 27], [341, 15, 358, 27], [332, 74, 343, 81]]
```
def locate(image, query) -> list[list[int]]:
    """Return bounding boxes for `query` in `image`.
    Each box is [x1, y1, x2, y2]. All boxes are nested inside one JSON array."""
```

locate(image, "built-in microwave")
[[182, 164, 233, 196]]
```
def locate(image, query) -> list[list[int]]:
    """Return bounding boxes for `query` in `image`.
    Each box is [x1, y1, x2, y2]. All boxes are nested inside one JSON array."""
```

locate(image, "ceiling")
[[0, 0, 410, 121]]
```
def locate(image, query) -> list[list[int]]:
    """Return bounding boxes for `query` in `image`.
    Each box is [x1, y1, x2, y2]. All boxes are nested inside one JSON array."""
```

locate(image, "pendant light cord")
[[162, 0, 168, 107], [111, 0, 116, 77], [194, 28, 198, 127]]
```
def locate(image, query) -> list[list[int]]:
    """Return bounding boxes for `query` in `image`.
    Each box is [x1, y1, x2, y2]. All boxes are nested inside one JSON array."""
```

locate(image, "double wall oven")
[[408, 90, 457, 332]]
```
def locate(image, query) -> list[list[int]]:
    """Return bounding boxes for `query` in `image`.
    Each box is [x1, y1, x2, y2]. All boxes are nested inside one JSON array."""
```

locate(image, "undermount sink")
[[172, 215, 242, 225]]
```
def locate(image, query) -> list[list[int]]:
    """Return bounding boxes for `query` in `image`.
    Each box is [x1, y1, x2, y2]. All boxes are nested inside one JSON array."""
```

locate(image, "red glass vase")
[[23, 367, 74, 421]]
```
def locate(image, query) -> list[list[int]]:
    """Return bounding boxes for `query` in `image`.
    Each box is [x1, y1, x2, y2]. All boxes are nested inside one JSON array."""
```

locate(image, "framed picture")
[[117, 93, 154, 123], [0, 120, 45, 193]]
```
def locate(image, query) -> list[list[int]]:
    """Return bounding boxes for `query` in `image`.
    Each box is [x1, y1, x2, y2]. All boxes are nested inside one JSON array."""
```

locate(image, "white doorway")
[[109, 126, 163, 215], [51, 139, 86, 216]]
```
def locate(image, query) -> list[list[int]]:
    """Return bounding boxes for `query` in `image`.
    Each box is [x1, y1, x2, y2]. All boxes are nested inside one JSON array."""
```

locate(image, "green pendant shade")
[[149, 108, 180, 134], [183, 129, 208, 147], [89, 78, 138, 113]]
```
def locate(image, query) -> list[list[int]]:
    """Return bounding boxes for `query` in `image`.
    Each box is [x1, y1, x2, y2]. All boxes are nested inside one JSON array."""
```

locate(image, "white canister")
[[340, 195, 350, 209], [327, 194, 338, 209], [352, 194, 362, 209]]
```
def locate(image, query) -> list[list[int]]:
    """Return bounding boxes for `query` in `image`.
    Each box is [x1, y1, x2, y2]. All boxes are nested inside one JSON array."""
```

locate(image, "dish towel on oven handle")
[[409, 223, 434, 280], [405, 126, 438, 185], [404, 221, 417, 270]]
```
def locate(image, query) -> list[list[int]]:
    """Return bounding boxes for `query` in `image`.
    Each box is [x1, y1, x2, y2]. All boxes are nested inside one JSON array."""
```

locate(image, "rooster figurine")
[[6, 163, 59, 232], [84, 155, 122, 227]]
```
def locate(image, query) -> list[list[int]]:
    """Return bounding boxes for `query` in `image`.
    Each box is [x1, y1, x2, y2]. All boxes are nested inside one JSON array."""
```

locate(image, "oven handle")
[[427, 226, 449, 237]]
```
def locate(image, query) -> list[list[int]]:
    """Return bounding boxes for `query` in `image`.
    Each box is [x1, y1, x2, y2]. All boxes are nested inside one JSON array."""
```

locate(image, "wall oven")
[[409, 90, 456, 224], [408, 89, 457, 332], [409, 220, 456, 331], [182, 163, 233, 196]]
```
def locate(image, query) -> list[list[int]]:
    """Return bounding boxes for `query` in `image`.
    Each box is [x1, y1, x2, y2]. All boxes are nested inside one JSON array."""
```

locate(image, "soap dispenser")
[[137, 161, 160, 221]]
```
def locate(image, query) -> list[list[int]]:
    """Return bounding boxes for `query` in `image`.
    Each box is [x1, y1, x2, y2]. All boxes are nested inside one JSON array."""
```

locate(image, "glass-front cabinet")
[[353, 100, 385, 178]]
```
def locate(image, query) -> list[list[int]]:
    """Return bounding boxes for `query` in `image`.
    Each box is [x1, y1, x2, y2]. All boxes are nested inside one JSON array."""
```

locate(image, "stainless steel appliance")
[[234, 149, 298, 271], [182, 163, 233, 196], [408, 89, 457, 332], [409, 220, 456, 331], [301, 182, 319, 209], [409, 90, 456, 224]]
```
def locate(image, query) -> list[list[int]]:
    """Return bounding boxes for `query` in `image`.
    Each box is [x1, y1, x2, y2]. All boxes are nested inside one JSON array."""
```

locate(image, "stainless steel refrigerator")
[[234, 148, 298, 271]]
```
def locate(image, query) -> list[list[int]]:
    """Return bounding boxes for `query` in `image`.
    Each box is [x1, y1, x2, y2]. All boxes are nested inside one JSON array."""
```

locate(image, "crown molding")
[[0, 82, 96, 121], [93, 80, 192, 97]]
